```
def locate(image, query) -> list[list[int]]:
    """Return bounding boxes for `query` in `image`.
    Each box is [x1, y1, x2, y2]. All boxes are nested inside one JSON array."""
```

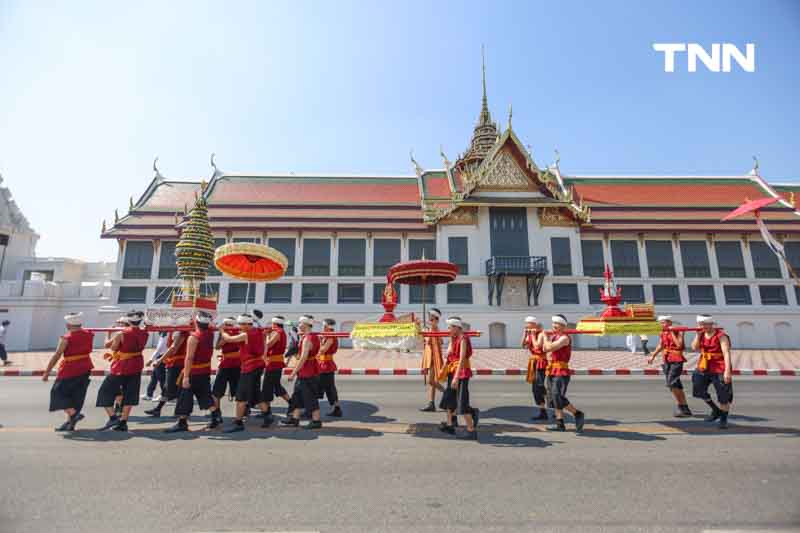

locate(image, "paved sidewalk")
[[4, 347, 800, 373]]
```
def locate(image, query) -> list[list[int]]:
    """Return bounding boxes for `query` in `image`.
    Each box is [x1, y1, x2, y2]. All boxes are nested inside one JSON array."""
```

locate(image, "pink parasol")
[[721, 196, 780, 221]]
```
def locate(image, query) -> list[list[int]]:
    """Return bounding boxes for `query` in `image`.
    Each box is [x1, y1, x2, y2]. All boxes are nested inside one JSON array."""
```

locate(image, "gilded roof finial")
[[200, 179, 208, 192], [554, 148, 561, 168], [210, 153, 223, 179], [409, 150, 424, 177], [114, 209, 119, 223], [481, 45, 488, 115], [790, 191, 796, 209], [439, 145, 451, 169], [507, 103, 513, 130], [129, 196, 134, 211], [153, 156, 164, 182], [749, 155, 760, 176]]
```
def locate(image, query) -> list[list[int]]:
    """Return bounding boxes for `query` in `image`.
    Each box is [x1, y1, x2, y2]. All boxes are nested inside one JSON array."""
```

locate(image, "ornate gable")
[[469, 149, 537, 192]]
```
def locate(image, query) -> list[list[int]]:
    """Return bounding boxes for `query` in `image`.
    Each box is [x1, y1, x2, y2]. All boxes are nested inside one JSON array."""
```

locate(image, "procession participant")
[[96, 310, 149, 431], [522, 316, 548, 422], [647, 315, 691, 417], [691, 315, 733, 429], [260, 315, 291, 427], [419, 308, 445, 412], [542, 314, 585, 433], [281, 315, 322, 429], [317, 318, 342, 418], [221, 314, 268, 433], [165, 311, 220, 433], [143, 331, 168, 401], [144, 327, 188, 418], [42, 313, 94, 432], [109, 316, 129, 417], [437, 317, 479, 440], [211, 317, 241, 418], [0, 319, 11, 366]]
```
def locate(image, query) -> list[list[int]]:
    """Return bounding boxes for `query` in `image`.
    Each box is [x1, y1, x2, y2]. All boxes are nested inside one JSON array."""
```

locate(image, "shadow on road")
[[409, 422, 555, 448], [658, 420, 800, 437]]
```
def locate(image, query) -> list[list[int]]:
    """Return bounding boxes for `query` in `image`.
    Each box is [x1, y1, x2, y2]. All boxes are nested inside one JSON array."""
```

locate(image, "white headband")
[[64, 313, 83, 326], [446, 318, 463, 328], [195, 312, 212, 325], [696, 315, 714, 324], [222, 318, 236, 326], [429, 309, 441, 318], [298, 316, 314, 326], [551, 315, 568, 326], [525, 316, 539, 324], [272, 317, 285, 325], [237, 314, 254, 325], [657, 315, 673, 322]]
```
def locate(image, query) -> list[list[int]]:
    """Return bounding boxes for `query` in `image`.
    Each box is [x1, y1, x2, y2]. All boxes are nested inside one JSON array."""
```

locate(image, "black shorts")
[[318, 372, 338, 404], [96, 373, 141, 407], [261, 369, 287, 403], [175, 374, 214, 416], [0, 343, 7, 361], [663, 362, 684, 390], [439, 375, 472, 414], [290, 377, 320, 412], [547, 375, 571, 409], [235, 369, 264, 405], [49, 373, 90, 412], [212, 367, 241, 399], [164, 366, 183, 401], [531, 368, 547, 405], [692, 371, 733, 404]]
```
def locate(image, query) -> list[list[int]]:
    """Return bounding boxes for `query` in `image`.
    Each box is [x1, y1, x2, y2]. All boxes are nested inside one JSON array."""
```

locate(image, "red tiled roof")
[[138, 181, 202, 210], [206, 206, 422, 221], [422, 172, 451, 198], [569, 178, 767, 206]]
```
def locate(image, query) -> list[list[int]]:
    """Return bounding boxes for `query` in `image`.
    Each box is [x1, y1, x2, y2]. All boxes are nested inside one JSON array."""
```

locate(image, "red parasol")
[[214, 242, 288, 282], [721, 196, 780, 221], [388, 259, 459, 327]]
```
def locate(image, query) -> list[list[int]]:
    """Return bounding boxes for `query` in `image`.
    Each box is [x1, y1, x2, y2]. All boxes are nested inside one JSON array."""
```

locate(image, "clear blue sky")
[[1, 0, 798, 261]]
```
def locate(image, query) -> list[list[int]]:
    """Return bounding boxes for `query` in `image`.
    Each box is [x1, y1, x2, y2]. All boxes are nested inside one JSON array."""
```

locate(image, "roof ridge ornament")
[[507, 103, 512, 130], [409, 150, 424, 177], [210, 153, 224, 179], [748, 155, 759, 176], [153, 156, 164, 182]]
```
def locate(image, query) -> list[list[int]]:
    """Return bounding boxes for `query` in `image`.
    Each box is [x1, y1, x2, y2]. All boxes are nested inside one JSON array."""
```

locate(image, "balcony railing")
[[486, 256, 548, 276]]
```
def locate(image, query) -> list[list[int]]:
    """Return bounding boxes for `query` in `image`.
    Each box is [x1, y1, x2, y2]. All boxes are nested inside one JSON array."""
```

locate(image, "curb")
[[1, 368, 798, 377]]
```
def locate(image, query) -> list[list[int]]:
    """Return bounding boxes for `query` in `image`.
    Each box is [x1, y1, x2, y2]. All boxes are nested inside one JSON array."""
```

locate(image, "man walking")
[[522, 316, 548, 422], [691, 314, 733, 429], [0, 319, 10, 365], [647, 315, 691, 417], [542, 314, 585, 433]]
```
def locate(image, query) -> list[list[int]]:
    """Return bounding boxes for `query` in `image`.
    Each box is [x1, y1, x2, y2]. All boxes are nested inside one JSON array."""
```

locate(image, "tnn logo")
[[653, 43, 755, 73]]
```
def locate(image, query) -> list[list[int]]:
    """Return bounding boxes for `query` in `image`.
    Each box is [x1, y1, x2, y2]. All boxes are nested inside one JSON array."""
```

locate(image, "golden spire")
[[507, 103, 513, 130]]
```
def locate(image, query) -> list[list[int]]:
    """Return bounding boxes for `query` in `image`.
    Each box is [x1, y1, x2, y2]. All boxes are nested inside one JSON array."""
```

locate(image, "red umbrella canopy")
[[388, 259, 459, 285], [722, 196, 780, 221], [214, 242, 288, 282]]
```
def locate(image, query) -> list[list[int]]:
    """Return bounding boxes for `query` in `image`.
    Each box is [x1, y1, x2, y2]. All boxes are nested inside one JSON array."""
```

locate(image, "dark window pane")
[[448, 237, 469, 275], [553, 283, 579, 304], [302, 239, 330, 276], [123, 241, 153, 279], [587, 284, 604, 304], [337, 283, 365, 304], [409, 239, 436, 260], [611, 240, 640, 277], [268, 238, 296, 276], [118, 286, 147, 304], [153, 286, 177, 304], [447, 283, 473, 304], [723, 285, 751, 305], [653, 285, 681, 305], [301, 283, 328, 304], [786, 242, 800, 272], [489, 207, 529, 256], [715, 241, 746, 278], [338, 239, 366, 276], [551, 237, 572, 276], [208, 238, 226, 276], [759, 285, 787, 305], [158, 241, 178, 279], [410, 285, 435, 304], [581, 240, 605, 277], [645, 241, 675, 278], [751, 242, 782, 278], [228, 283, 256, 304], [373, 283, 401, 304], [688, 285, 716, 305], [232, 237, 260, 243], [200, 282, 220, 298], [796, 286, 800, 305], [373, 239, 401, 276], [619, 284, 645, 304], [265, 283, 292, 304], [680, 241, 711, 278]]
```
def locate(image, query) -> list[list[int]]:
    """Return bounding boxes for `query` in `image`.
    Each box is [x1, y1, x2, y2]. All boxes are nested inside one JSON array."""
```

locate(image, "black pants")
[[213, 367, 241, 399], [439, 375, 472, 415], [96, 374, 141, 407], [290, 377, 320, 412], [261, 369, 288, 403], [663, 362, 684, 390], [0, 343, 6, 362], [692, 371, 733, 404], [235, 369, 264, 405], [174, 374, 214, 417], [531, 368, 547, 405], [547, 375, 571, 410], [163, 366, 182, 401], [146, 363, 166, 397], [49, 373, 90, 412], [317, 372, 338, 405]]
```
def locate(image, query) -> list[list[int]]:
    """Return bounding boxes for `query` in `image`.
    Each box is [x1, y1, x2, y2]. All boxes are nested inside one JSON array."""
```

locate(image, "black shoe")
[[718, 413, 729, 430], [574, 411, 585, 433], [261, 415, 274, 428], [144, 408, 161, 418], [471, 408, 480, 428], [547, 420, 566, 432], [98, 416, 120, 431], [224, 421, 245, 433], [531, 409, 549, 422], [704, 408, 722, 422], [164, 421, 188, 433], [112, 420, 128, 432], [438, 423, 455, 435], [55, 420, 72, 432], [680, 405, 693, 417], [419, 402, 436, 412], [457, 430, 478, 441], [66, 413, 85, 431], [304, 420, 322, 430], [280, 417, 300, 427], [327, 406, 342, 418], [206, 415, 223, 430], [674, 405, 692, 418]]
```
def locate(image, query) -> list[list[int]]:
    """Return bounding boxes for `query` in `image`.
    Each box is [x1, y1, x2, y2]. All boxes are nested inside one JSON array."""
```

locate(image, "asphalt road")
[[1, 376, 799, 533]]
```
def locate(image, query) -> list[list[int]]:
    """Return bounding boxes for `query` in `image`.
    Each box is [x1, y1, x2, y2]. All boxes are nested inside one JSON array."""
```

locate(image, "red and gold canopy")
[[388, 259, 459, 286], [214, 242, 288, 282]]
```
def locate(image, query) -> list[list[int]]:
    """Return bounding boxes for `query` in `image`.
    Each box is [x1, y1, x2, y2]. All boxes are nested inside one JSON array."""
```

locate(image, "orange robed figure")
[[419, 308, 445, 412]]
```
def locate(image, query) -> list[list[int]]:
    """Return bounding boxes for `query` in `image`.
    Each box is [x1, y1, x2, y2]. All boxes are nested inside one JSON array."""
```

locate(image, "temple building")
[[97, 66, 800, 350]]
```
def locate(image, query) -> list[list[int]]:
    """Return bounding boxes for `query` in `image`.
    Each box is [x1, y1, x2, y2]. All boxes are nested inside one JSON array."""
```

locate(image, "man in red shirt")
[[522, 316, 548, 422], [42, 313, 94, 432], [437, 317, 479, 440], [648, 315, 691, 417], [281, 315, 322, 429], [145, 329, 188, 418], [542, 314, 585, 433], [260, 315, 291, 427], [165, 311, 221, 433], [96, 310, 149, 431], [691, 314, 733, 429], [221, 314, 267, 433], [211, 317, 242, 420], [317, 318, 342, 418]]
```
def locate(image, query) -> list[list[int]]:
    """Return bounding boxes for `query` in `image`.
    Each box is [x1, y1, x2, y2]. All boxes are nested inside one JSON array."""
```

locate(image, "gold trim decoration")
[[439, 207, 477, 225], [538, 207, 576, 227]]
